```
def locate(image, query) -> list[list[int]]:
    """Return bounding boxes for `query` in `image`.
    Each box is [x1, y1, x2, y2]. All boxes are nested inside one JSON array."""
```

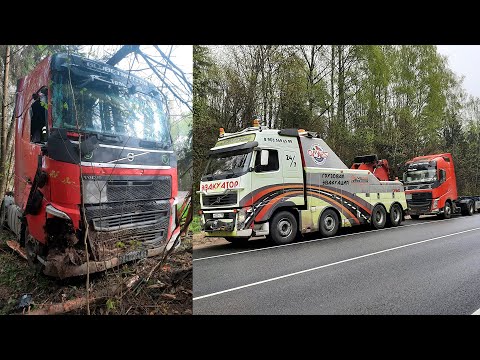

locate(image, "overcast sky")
[[437, 45, 480, 98]]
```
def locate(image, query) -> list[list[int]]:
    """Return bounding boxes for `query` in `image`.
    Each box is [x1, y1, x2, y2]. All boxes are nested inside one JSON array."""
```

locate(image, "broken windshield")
[[51, 70, 171, 146]]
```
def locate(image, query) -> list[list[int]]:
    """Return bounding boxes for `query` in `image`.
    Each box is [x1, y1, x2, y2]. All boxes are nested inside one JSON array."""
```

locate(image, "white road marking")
[[471, 308, 480, 315], [193, 227, 480, 301], [194, 217, 461, 262]]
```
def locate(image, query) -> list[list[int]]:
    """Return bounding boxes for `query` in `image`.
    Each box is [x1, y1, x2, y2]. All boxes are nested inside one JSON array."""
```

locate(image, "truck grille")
[[202, 193, 238, 207], [88, 216, 170, 260], [106, 177, 171, 202], [410, 192, 433, 201], [85, 201, 169, 219], [92, 209, 169, 231], [407, 191, 432, 214], [85, 200, 171, 260]]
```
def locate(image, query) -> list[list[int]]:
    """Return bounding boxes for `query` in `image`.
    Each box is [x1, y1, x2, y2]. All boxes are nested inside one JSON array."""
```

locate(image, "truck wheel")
[[25, 226, 45, 275], [269, 211, 298, 245], [371, 205, 387, 229], [462, 201, 474, 216], [389, 204, 402, 227], [224, 237, 249, 245], [410, 215, 420, 220], [319, 209, 340, 237], [441, 202, 452, 219]]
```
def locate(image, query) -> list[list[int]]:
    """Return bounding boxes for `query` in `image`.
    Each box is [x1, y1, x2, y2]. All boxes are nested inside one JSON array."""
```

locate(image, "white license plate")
[[212, 213, 224, 219], [118, 249, 148, 265], [406, 194, 412, 200]]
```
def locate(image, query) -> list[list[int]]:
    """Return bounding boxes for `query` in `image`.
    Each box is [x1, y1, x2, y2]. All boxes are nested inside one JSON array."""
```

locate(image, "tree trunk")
[[1, 45, 10, 157], [0, 45, 11, 199], [329, 45, 335, 129]]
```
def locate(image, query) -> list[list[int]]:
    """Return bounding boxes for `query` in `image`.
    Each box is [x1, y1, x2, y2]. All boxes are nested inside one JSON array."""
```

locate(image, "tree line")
[[193, 45, 480, 202]]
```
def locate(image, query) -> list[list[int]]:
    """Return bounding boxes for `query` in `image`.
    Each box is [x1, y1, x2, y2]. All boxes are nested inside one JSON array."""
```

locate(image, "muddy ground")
[[0, 230, 192, 315]]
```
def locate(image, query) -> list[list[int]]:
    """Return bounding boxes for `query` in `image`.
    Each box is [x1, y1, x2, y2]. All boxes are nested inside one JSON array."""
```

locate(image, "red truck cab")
[[404, 153, 467, 219], [1, 53, 181, 278]]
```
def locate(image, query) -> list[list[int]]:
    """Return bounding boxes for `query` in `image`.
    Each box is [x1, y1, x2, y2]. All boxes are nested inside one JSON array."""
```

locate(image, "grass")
[[189, 215, 202, 233]]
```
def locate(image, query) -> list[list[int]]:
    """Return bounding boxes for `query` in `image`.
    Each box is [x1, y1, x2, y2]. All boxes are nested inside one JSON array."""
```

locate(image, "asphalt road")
[[193, 213, 480, 314]]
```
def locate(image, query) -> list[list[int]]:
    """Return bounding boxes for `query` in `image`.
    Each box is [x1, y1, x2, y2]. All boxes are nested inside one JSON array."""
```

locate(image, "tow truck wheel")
[[269, 211, 298, 245], [441, 201, 452, 219], [224, 237, 249, 245], [389, 204, 402, 227], [371, 205, 387, 229], [25, 226, 44, 275], [319, 209, 340, 237]]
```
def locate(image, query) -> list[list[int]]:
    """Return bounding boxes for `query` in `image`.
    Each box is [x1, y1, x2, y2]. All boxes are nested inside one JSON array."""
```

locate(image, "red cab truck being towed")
[[0, 53, 181, 278], [403, 153, 480, 219]]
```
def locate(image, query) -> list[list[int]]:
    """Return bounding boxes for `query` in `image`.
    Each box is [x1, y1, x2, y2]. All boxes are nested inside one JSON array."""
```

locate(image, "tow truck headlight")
[[237, 210, 247, 224], [432, 198, 439, 209], [237, 208, 252, 230]]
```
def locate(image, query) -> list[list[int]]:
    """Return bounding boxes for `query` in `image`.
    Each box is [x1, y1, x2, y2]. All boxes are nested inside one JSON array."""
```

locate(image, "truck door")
[[251, 148, 281, 222], [283, 148, 304, 203]]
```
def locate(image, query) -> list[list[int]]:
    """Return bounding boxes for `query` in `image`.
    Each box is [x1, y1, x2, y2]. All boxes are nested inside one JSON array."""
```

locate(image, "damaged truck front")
[[0, 53, 181, 278]]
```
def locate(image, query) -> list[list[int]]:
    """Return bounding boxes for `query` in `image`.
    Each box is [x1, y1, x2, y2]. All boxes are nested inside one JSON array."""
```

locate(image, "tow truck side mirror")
[[260, 150, 269, 166]]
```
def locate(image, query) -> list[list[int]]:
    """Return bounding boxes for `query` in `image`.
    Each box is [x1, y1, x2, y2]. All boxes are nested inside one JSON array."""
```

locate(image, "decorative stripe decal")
[[306, 190, 360, 226]]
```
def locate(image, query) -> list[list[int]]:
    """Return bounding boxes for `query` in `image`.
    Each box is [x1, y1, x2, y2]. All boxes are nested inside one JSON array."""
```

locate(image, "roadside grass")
[[190, 215, 202, 233]]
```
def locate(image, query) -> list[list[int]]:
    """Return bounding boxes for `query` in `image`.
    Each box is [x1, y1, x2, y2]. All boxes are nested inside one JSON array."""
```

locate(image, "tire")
[[24, 226, 45, 275], [269, 211, 298, 245], [440, 201, 452, 219], [462, 201, 474, 216], [224, 237, 249, 245], [371, 205, 387, 229], [410, 215, 420, 220], [389, 203, 402, 227], [319, 209, 340, 237]]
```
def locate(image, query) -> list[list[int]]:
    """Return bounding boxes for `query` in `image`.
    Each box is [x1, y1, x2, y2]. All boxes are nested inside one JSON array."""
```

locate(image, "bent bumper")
[[43, 226, 182, 279]]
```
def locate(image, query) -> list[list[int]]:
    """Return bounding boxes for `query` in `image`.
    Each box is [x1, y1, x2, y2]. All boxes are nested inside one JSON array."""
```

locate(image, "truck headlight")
[[237, 208, 252, 230], [46, 205, 71, 220], [237, 210, 246, 224], [432, 199, 439, 209]]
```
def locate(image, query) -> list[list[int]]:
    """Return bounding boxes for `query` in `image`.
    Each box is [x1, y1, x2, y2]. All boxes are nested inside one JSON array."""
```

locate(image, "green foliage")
[[106, 298, 116, 311], [189, 215, 202, 233]]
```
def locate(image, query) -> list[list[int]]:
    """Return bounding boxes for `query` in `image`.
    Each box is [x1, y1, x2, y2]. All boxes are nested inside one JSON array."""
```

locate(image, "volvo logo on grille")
[[127, 153, 135, 161], [217, 197, 221, 203]]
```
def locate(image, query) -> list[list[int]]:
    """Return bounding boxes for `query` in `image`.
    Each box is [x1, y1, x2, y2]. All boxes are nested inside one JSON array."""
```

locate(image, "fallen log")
[[6, 240, 27, 260], [26, 274, 141, 315]]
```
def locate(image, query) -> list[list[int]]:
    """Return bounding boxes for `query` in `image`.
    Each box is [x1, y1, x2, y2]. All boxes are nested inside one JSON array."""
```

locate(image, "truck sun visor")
[[209, 141, 259, 156]]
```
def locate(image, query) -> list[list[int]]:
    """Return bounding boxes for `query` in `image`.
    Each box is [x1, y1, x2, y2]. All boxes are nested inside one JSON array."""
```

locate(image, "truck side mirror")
[[439, 169, 446, 183], [260, 149, 269, 166]]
